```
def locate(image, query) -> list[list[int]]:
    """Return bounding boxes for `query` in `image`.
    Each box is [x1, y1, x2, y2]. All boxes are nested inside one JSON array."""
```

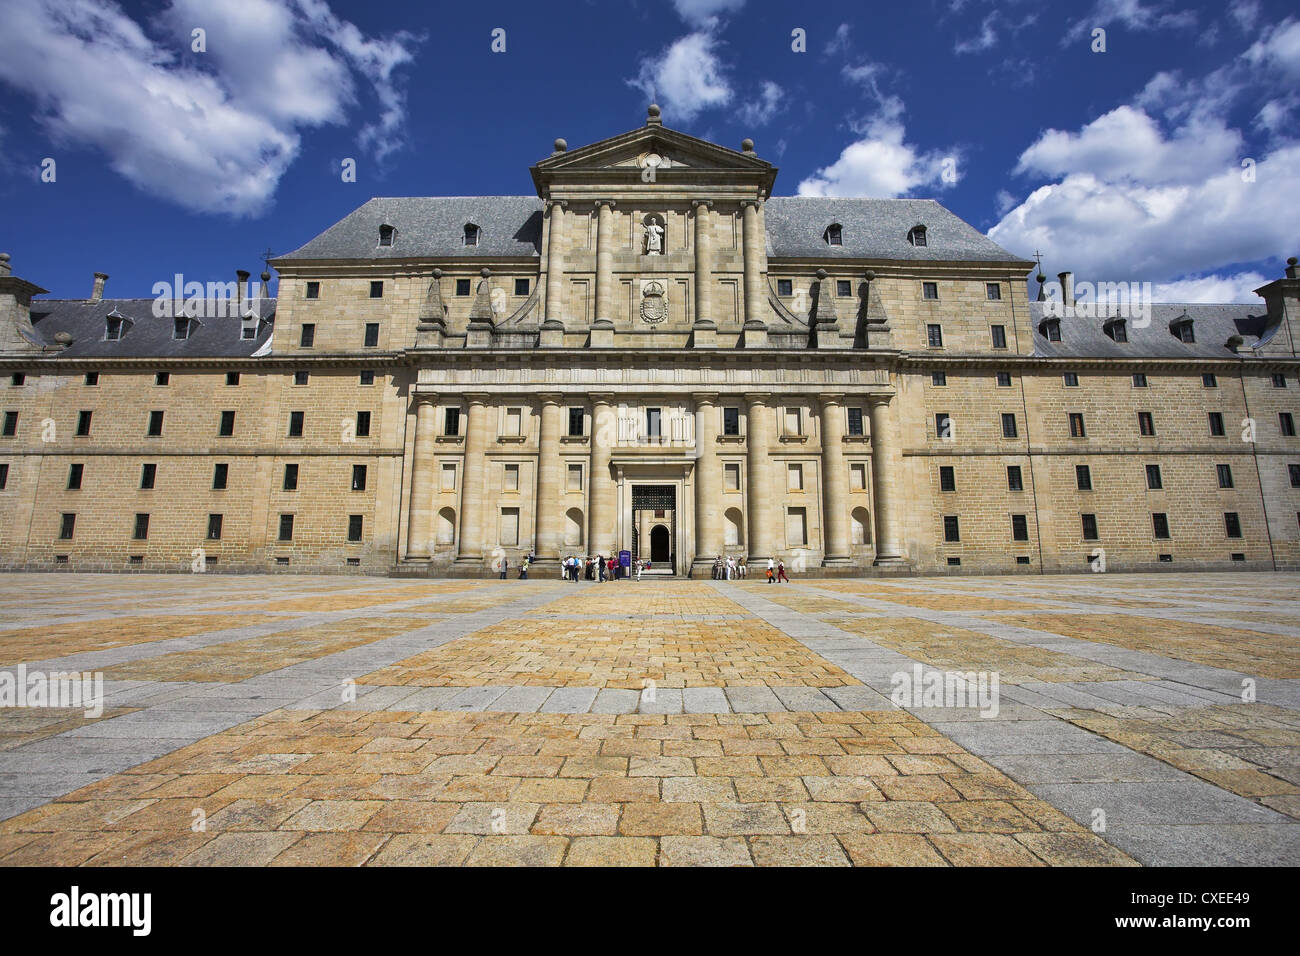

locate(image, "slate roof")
[[275, 195, 1025, 264], [763, 197, 1025, 263], [1027, 302, 1274, 359], [27, 297, 275, 358], [278, 197, 545, 261]]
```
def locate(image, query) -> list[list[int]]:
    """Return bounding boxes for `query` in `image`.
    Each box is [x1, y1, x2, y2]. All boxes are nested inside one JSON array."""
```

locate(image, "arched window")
[[823, 223, 843, 246], [851, 507, 871, 545], [724, 508, 744, 547], [378, 224, 395, 247], [436, 508, 457, 546], [908, 225, 927, 247], [463, 223, 480, 247], [564, 508, 584, 548]]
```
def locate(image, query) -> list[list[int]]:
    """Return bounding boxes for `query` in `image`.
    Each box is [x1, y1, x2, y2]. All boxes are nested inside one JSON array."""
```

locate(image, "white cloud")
[[1064, 0, 1197, 45], [824, 23, 852, 56], [1244, 16, 1300, 78], [1152, 272, 1268, 303], [671, 0, 745, 29], [738, 81, 784, 126], [955, 12, 999, 54], [631, 32, 733, 122], [0, 0, 420, 217], [1229, 0, 1262, 34], [797, 110, 960, 198]]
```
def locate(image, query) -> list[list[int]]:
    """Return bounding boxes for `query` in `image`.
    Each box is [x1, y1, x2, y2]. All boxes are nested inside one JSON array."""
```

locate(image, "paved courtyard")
[[0, 571, 1297, 866]]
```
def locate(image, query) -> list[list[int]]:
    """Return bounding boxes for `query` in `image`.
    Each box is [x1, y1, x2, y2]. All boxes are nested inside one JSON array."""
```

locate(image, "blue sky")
[[1, 0, 1297, 303]]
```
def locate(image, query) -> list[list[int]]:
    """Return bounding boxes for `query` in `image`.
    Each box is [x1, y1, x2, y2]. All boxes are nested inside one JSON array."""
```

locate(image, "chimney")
[[1252, 256, 1300, 356], [236, 270, 250, 312], [1058, 271, 1074, 307], [1287, 256, 1298, 280], [90, 272, 108, 301]]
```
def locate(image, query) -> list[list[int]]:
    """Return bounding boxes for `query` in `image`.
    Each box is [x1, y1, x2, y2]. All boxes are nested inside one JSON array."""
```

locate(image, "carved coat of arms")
[[639, 280, 667, 325]]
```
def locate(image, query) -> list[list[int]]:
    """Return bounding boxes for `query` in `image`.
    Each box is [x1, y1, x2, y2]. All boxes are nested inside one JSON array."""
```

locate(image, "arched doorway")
[[650, 524, 671, 563]]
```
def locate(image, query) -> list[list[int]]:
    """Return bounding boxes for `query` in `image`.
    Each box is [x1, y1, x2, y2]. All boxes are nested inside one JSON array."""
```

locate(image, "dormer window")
[[1039, 318, 1062, 342], [1171, 316, 1195, 343], [173, 316, 192, 340], [1104, 318, 1128, 342], [824, 224, 842, 246], [463, 223, 480, 247], [104, 309, 127, 341], [378, 224, 395, 247], [908, 225, 927, 247]]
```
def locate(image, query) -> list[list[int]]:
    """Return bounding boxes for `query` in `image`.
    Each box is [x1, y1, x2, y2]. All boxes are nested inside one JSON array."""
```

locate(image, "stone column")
[[405, 394, 438, 559], [693, 200, 713, 325], [456, 393, 492, 564], [818, 394, 852, 565], [692, 393, 722, 573], [534, 393, 563, 561], [745, 392, 775, 561], [741, 200, 765, 327], [868, 395, 905, 565], [589, 394, 617, 556], [544, 200, 568, 325], [594, 200, 616, 325]]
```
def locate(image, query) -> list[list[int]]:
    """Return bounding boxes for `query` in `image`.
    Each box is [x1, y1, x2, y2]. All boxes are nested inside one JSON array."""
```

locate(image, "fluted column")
[[594, 200, 616, 325], [692, 393, 722, 573], [818, 394, 852, 565], [456, 393, 491, 563], [868, 395, 904, 565], [745, 392, 775, 561], [693, 200, 713, 326], [544, 200, 568, 325], [741, 199, 765, 326], [405, 394, 438, 559], [534, 393, 563, 560], [589, 394, 617, 556]]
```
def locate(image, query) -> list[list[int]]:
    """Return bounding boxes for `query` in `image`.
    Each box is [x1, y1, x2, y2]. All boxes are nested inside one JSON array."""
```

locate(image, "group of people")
[[562, 554, 640, 582], [713, 555, 789, 583], [499, 553, 789, 582]]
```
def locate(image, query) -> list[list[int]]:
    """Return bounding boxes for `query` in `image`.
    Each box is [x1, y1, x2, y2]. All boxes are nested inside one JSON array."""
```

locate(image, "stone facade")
[[1, 109, 1298, 576]]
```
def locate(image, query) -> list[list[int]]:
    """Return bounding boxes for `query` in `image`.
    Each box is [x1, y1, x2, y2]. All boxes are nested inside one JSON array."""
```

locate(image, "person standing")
[[519, 555, 529, 580], [499, 557, 508, 580]]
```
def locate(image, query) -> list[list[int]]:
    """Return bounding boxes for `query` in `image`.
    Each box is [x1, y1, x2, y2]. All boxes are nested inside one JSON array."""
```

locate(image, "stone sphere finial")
[[648, 104, 661, 120], [553, 138, 567, 152], [741, 138, 754, 152], [432, 267, 442, 279], [816, 268, 828, 280], [260, 270, 270, 282], [1036, 273, 1047, 282], [863, 270, 876, 282], [480, 267, 492, 278], [1289, 257, 1298, 266]]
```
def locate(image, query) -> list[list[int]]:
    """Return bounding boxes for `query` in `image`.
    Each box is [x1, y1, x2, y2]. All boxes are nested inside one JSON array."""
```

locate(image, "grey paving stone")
[[395, 687, 467, 711], [682, 687, 730, 713], [823, 685, 899, 711], [724, 686, 784, 713], [444, 686, 510, 712], [772, 686, 837, 711], [489, 686, 557, 713], [539, 687, 600, 713], [638, 688, 684, 714], [930, 720, 1132, 755], [985, 752, 1188, 784], [592, 688, 641, 714], [1029, 781, 1284, 826], [1103, 823, 1300, 867]]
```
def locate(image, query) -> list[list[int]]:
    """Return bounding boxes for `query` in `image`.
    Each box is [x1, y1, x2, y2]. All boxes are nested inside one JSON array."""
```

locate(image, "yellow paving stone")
[[368, 834, 479, 866], [531, 803, 621, 836], [179, 831, 304, 866], [620, 802, 702, 836], [864, 802, 958, 834], [269, 832, 390, 866], [1, 830, 137, 866], [1013, 832, 1140, 867], [463, 835, 568, 867], [929, 833, 1047, 867], [940, 800, 1043, 833], [207, 798, 312, 831], [83, 831, 217, 867], [703, 802, 790, 835], [838, 833, 951, 866], [564, 836, 658, 867], [587, 777, 660, 803], [0, 614, 281, 663], [279, 800, 385, 832], [662, 777, 737, 802], [512, 778, 590, 803], [750, 835, 852, 866], [360, 801, 459, 834], [659, 835, 753, 866]]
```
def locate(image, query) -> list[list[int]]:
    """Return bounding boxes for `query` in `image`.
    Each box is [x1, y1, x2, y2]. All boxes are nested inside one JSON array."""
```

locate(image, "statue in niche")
[[643, 216, 664, 255]]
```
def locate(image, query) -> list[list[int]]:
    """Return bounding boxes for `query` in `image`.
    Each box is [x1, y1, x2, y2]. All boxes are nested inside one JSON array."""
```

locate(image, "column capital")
[[413, 392, 439, 408], [594, 198, 617, 209], [545, 198, 568, 211], [739, 198, 763, 209], [867, 394, 893, 409], [817, 392, 846, 407], [691, 199, 714, 209], [536, 391, 563, 405], [743, 391, 772, 406], [691, 391, 720, 405], [589, 391, 617, 405], [463, 391, 491, 406]]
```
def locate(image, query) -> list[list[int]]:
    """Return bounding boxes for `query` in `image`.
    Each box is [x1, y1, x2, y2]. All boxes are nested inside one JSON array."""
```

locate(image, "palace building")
[[1, 106, 1298, 576]]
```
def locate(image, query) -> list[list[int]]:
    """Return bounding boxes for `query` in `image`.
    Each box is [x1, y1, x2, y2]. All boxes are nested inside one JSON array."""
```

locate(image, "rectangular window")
[[777, 279, 793, 296], [1069, 413, 1086, 438], [283, 463, 299, 491], [787, 507, 809, 546], [288, 411, 304, 437], [445, 407, 460, 436], [133, 513, 150, 540], [59, 512, 75, 539], [0, 462, 7, 490], [147, 410, 164, 436], [364, 323, 379, 347], [991, 325, 1007, 349], [1001, 413, 1018, 438], [1218, 463, 1236, 488], [646, 407, 662, 439], [922, 282, 938, 300], [567, 463, 582, 492], [2, 411, 16, 437], [1138, 411, 1155, 436], [847, 407, 864, 436], [1007, 465, 1023, 491], [711, 407, 735, 438], [1202, 373, 1217, 388], [986, 283, 1002, 301], [219, 410, 235, 436], [504, 463, 519, 491], [456, 278, 471, 296], [935, 413, 951, 439], [1225, 512, 1242, 538], [1081, 513, 1099, 541], [1152, 513, 1170, 539], [279, 514, 294, 541], [567, 407, 584, 436], [931, 372, 947, 387], [1146, 464, 1162, 490], [788, 462, 803, 491], [442, 463, 457, 491], [1011, 514, 1028, 541], [300, 324, 315, 348], [939, 465, 955, 492], [84, 373, 99, 386], [351, 464, 367, 491], [1133, 373, 1148, 388], [213, 463, 228, 490], [514, 278, 530, 296], [348, 514, 363, 542], [784, 407, 802, 436], [1282, 413, 1296, 437], [305, 281, 320, 299], [226, 372, 240, 386], [207, 514, 223, 540], [355, 411, 371, 437], [369, 281, 383, 299], [927, 324, 943, 348], [724, 462, 740, 491], [504, 407, 522, 436], [360, 370, 375, 385], [943, 515, 960, 542], [11, 373, 25, 386], [1076, 464, 1092, 491], [500, 507, 520, 547], [141, 463, 156, 490], [996, 372, 1012, 387], [155, 372, 169, 386], [1208, 412, 1225, 436], [836, 279, 852, 297], [1064, 372, 1079, 387], [67, 463, 83, 490], [851, 463, 866, 490], [76, 410, 92, 436], [1289, 463, 1300, 488], [173, 318, 189, 340], [294, 371, 309, 386], [1272, 374, 1287, 388]]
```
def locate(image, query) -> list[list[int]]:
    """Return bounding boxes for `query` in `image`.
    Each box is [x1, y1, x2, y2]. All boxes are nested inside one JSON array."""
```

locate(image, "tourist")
[[519, 555, 529, 579], [738, 558, 747, 579], [767, 557, 775, 583], [777, 560, 788, 583], [499, 557, 508, 580]]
